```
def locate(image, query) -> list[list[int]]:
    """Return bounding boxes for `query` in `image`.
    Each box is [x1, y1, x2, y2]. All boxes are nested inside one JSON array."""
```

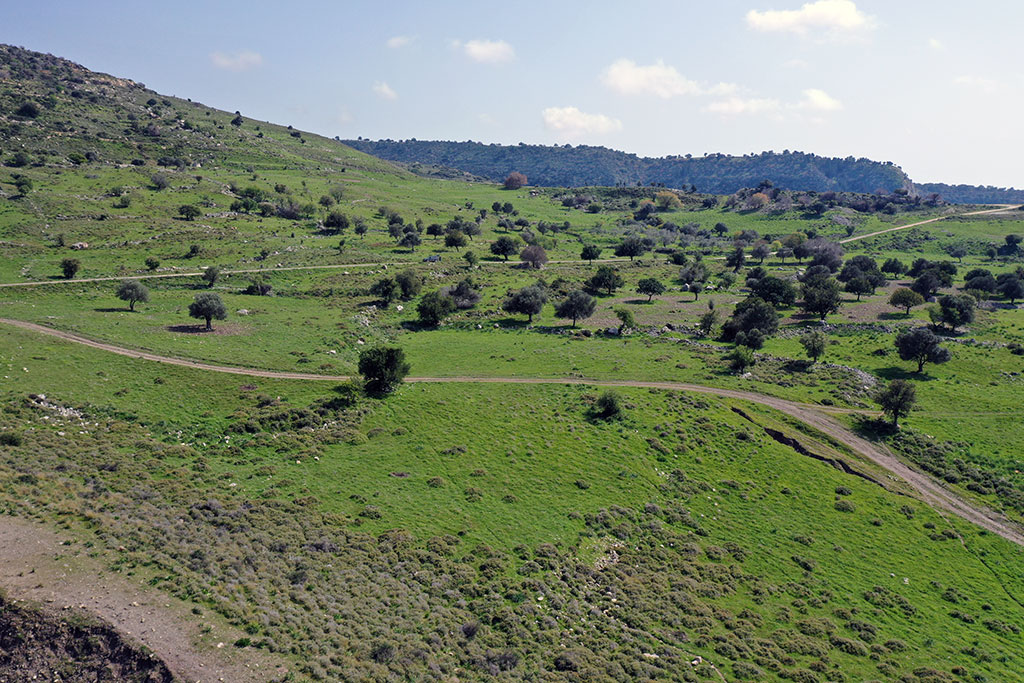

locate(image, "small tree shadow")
[[166, 324, 212, 334], [875, 366, 934, 381], [94, 307, 131, 313], [782, 359, 813, 373], [878, 312, 909, 321]]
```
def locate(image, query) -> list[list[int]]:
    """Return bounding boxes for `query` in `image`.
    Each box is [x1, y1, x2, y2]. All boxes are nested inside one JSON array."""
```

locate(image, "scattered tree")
[[614, 308, 635, 334], [587, 266, 624, 295], [679, 262, 709, 300], [934, 294, 975, 332], [637, 278, 665, 302], [722, 297, 778, 341], [370, 277, 399, 304], [178, 204, 201, 221], [145, 257, 160, 271], [875, 380, 916, 428], [188, 292, 227, 330], [520, 245, 548, 269], [614, 236, 648, 261], [800, 278, 842, 320], [503, 172, 527, 190], [399, 231, 422, 251], [725, 247, 746, 272], [417, 291, 455, 326], [115, 280, 149, 311], [895, 327, 950, 373], [697, 307, 719, 337], [889, 287, 924, 315], [799, 330, 827, 363], [555, 290, 597, 327], [60, 258, 80, 279], [490, 236, 519, 260], [444, 231, 468, 250], [358, 346, 410, 396], [750, 276, 797, 308], [463, 251, 479, 268], [727, 346, 755, 373], [580, 244, 602, 264], [202, 266, 220, 288], [503, 285, 547, 322], [752, 242, 771, 264], [395, 270, 422, 299]]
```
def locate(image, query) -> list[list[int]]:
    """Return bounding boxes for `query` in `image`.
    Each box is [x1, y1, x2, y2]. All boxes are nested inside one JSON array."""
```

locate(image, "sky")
[[4, 1, 1022, 187]]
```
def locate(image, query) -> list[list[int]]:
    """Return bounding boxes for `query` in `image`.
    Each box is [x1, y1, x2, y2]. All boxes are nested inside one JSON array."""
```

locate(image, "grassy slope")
[[2, 324, 1024, 682], [3, 44, 1024, 680]]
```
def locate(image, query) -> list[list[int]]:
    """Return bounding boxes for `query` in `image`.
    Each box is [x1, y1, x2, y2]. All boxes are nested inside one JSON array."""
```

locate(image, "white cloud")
[[602, 59, 737, 99], [928, 37, 944, 50], [954, 75, 1002, 95], [704, 97, 782, 116], [746, 0, 874, 38], [386, 36, 411, 49], [542, 106, 622, 137], [210, 50, 263, 72], [603, 59, 701, 98], [372, 81, 398, 100], [461, 39, 515, 63], [796, 88, 843, 111], [783, 58, 809, 69]]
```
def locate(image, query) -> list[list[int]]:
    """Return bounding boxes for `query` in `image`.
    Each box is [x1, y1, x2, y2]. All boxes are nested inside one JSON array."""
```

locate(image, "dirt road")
[[3, 317, 1022, 547]]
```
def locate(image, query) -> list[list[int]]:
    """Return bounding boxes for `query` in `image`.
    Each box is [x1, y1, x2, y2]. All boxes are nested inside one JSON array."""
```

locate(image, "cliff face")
[[0, 595, 176, 683]]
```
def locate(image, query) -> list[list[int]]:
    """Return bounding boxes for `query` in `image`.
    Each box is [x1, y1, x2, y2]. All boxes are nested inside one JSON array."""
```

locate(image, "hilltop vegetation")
[[2, 43, 1024, 682], [343, 138, 913, 194]]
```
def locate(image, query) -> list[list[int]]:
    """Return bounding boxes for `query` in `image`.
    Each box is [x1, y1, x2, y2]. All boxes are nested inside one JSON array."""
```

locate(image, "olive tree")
[[115, 280, 149, 311], [188, 292, 227, 330], [554, 290, 596, 327]]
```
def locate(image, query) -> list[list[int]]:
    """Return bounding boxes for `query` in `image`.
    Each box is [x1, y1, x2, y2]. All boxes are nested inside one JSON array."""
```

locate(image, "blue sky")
[[4, 1, 1022, 187]]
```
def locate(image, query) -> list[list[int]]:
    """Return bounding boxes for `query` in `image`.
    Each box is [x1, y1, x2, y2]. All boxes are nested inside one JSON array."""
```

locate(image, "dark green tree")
[[417, 291, 455, 326], [370, 277, 399, 304], [358, 346, 410, 395], [202, 266, 220, 288], [60, 258, 80, 279], [587, 266, 624, 295], [503, 285, 547, 322], [490, 236, 520, 261], [800, 278, 842, 320], [799, 330, 827, 362], [875, 379, 916, 428], [178, 204, 201, 221], [895, 327, 950, 373], [395, 270, 422, 299], [935, 294, 975, 331], [554, 290, 597, 327], [580, 244, 602, 264], [188, 292, 227, 330], [614, 236, 648, 261], [637, 278, 665, 302]]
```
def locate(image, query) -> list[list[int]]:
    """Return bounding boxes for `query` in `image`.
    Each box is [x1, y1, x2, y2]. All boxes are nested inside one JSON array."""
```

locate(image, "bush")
[[358, 346, 410, 395], [0, 432, 22, 447], [592, 391, 622, 420], [834, 500, 856, 513]]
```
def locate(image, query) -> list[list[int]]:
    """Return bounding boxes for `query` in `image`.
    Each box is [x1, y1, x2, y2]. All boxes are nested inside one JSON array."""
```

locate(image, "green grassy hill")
[[2, 44, 1024, 682]]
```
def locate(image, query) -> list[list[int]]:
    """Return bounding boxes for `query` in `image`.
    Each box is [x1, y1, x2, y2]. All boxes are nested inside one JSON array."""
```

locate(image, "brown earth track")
[[3, 317, 1023, 546]]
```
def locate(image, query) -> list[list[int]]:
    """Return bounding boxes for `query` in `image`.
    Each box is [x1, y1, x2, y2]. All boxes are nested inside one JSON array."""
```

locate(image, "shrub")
[[0, 432, 22, 447], [592, 391, 622, 420], [834, 500, 856, 513]]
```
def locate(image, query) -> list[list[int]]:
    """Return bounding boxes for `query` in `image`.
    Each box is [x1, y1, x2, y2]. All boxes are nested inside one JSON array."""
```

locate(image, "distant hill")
[[917, 183, 1024, 205], [342, 139, 914, 195]]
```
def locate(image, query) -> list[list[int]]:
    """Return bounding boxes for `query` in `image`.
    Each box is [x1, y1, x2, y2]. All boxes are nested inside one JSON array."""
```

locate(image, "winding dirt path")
[[3, 317, 1023, 547], [839, 205, 1020, 244]]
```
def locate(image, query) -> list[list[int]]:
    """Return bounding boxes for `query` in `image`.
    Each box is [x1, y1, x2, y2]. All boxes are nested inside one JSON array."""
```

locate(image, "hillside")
[[3, 43, 1024, 683], [342, 138, 914, 194]]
